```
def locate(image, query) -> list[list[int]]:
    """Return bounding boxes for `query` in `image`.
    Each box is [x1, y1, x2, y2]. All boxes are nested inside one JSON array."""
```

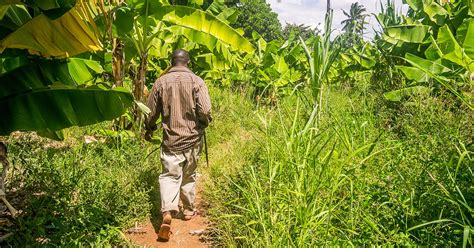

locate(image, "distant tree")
[[232, 0, 283, 42], [282, 23, 319, 40], [341, 2, 368, 46]]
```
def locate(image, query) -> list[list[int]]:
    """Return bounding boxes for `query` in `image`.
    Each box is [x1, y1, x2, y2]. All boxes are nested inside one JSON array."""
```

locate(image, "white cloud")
[[267, 0, 408, 37]]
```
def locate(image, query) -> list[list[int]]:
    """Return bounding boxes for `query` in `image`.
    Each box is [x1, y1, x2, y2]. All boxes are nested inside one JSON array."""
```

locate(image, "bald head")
[[171, 49, 190, 67]]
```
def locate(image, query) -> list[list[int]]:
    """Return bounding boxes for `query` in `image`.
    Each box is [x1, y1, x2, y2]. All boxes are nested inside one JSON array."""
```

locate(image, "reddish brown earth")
[[126, 177, 210, 248], [126, 215, 209, 248]]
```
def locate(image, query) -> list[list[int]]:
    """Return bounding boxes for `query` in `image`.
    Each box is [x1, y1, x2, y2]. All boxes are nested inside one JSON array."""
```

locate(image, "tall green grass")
[[206, 87, 473, 246]]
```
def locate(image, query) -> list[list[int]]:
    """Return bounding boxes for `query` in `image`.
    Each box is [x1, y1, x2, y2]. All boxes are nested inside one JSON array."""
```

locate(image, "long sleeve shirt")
[[145, 66, 212, 152]]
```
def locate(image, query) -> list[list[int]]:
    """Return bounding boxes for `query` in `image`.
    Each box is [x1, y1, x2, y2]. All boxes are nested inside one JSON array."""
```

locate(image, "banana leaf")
[[436, 25, 473, 70], [0, 86, 133, 135], [152, 6, 254, 53], [0, 4, 31, 28], [67, 58, 103, 84], [114, 6, 134, 36], [0, 59, 101, 98], [168, 26, 218, 52], [0, 57, 131, 135], [404, 53, 473, 109], [0, 0, 77, 19], [397, 65, 430, 82], [456, 19, 474, 59], [405, 53, 450, 75], [384, 86, 431, 102], [403, 0, 422, 12], [385, 24, 429, 43], [0, 61, 76, 99], [423, 1, 448, 25], [0, 9, 100, 58]]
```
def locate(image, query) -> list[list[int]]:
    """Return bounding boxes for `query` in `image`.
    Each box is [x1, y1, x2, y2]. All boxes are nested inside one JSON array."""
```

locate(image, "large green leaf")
[[437, 25, 473, 70], [403, 0, 423, 12], [405, 53, 451, 75], [0, 0, 74, 8], [168, 26, 218, 51], [424, 36, 442, 60], [152, 6, 254, 53], [0, 86, 133, 135], [470, 0, 474, 15], [67, 58, 103, 84], [0, 58, 106, 99], [384, 86, 432, 102], [0, 4, 31, 28], [0, 0, 76, 19], [404, 53, 472, 109], [0, 9, 100, 58], [423, 1, 448, 25], [0, 61, 76, 99], [114, 6, 134, 36], [397, 65, 430, 82], [385, 25, 429, 43], [457, 19, 474, 59]]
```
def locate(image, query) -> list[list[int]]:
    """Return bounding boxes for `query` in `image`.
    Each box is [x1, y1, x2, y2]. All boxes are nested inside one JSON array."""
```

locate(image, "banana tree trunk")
[[112, 38, 124, 87], [132, 52, 148, 124], [133, 52, 148, 102]]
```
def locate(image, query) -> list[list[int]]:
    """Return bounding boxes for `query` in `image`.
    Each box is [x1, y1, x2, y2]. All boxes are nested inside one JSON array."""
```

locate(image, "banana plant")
[[0, 0, 133, 137], [377, 0, 473, 108], [107, 0, 254, 116]]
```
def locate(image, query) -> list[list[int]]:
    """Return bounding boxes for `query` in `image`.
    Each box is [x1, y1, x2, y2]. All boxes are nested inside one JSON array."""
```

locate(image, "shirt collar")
[[168, 66, 192, 73]]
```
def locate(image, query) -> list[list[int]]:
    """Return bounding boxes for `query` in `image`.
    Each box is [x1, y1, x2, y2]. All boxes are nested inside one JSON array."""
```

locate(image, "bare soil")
[[126, 177, 210, 248], [126, 215, 209, 248]]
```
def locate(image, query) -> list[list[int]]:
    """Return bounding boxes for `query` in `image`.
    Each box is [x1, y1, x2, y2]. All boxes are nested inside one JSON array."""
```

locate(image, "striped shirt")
[[145, 66, 212, 152]]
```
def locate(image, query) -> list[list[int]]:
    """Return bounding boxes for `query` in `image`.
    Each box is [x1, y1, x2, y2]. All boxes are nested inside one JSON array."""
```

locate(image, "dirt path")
[[126, 175, 210, 248]]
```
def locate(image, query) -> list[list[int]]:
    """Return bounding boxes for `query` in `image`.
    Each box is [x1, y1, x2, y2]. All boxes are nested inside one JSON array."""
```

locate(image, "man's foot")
[[183, 211, 197, 221], [157, 211, 172, 241]]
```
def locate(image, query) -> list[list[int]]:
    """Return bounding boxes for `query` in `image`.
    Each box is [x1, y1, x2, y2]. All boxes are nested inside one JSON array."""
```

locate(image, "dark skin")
[[144, 50, 190, 141]]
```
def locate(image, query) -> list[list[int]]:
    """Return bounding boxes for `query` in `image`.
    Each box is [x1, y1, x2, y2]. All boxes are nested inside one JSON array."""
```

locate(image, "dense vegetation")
[[0, 0, 472, 246]]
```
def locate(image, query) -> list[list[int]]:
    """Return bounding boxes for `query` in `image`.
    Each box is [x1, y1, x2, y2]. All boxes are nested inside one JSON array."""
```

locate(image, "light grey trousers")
[[159, 143, 202, 216]]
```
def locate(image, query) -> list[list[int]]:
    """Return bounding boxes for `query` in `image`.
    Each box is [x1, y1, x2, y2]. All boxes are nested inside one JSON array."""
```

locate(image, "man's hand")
[[144, 130, 153, 142]]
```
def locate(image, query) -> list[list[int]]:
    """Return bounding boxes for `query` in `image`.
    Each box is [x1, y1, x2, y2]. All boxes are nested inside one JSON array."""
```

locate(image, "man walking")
[[145, 49, 212, 241]]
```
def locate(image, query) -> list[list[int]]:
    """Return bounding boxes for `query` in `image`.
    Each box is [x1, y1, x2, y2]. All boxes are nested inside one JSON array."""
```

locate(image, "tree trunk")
[[132, 52, 148, 125], [133, 53, 148, 101], [112, 38, 124, 87]]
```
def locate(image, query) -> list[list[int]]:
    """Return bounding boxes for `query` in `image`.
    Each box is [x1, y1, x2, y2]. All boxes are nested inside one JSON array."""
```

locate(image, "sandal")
[[157, 212, 172, 241], [183, 211, 198, 221], [157, 223, 172, 241]]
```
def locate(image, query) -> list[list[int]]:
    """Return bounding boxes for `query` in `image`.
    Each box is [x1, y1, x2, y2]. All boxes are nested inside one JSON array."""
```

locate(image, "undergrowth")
[[205, 86, 473, 246], [2, 126, 162, 246], [0, 85, 472, 246]]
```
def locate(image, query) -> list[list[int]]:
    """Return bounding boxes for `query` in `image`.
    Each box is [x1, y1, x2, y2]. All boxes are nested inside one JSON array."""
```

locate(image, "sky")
[[267, 0, 408, 37]]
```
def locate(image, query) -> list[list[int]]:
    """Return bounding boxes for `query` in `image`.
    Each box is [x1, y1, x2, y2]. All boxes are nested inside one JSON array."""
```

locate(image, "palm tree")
[[341, 3, 368, 45]]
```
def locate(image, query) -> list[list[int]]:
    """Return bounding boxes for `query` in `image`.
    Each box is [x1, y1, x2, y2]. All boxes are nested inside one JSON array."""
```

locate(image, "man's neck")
[[173, 64, 187, 68]]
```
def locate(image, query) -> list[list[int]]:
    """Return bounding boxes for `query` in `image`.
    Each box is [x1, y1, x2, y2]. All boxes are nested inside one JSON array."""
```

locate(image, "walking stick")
[[204, 130, 209, 167]]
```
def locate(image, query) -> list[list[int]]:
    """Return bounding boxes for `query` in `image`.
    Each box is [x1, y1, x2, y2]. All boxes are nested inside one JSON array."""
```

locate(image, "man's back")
[[146, 66, 212, 152], [146, 49, 211, 242]]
